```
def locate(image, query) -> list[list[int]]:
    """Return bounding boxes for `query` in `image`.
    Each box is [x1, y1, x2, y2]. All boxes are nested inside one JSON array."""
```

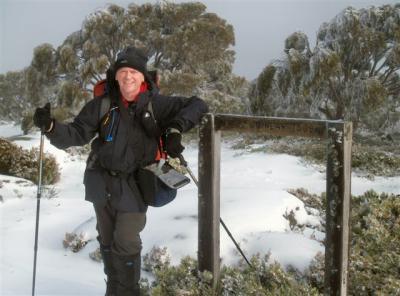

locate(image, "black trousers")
[[94, 201, 146, 256]]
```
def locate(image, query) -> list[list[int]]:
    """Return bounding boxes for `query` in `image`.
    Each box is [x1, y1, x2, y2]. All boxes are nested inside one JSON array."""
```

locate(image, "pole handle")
[[178, 154, 188, 167]]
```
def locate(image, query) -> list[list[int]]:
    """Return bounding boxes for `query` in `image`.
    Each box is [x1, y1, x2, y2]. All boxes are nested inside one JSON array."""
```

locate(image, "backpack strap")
[[146, 99, 167, 160], [99, 96, 111, 120], [99, 91, 165, 161], [94, 79, 107, 98]]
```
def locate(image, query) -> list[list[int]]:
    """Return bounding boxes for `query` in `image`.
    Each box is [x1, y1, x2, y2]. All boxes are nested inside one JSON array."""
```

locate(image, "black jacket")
[[47, 91, 208, 211]]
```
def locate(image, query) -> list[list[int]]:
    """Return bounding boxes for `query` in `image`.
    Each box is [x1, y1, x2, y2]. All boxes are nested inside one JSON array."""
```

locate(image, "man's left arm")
[[154, 95, 209, 133], [153, 95, 208, 158]]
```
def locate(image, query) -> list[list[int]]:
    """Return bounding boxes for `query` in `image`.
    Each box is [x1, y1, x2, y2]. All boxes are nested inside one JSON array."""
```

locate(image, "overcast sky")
[[0, 0, 397, 80]]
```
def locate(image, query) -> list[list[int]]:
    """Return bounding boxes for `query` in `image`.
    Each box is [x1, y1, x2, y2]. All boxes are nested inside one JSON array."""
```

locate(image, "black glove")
[[33, 103, 53, 132], [165, 129, 184, 158]]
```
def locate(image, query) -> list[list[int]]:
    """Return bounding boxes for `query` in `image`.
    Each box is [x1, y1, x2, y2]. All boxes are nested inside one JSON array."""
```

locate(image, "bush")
[[63, 232, 89, 253], [349, 191, 400, 294], [0, 138, 60, 185], [140, 247, 319, 295], [300, 190, 400, 295], [231, 136, 400, 177], [125, 190, 400, 295], [269, 139, 400, 177], [352, 145, 400, 177]]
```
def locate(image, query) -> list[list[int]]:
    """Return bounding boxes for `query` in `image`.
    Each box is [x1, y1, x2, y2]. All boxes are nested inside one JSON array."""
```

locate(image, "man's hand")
[[33, 103, 53, 132], [165, 128, 184, 158]]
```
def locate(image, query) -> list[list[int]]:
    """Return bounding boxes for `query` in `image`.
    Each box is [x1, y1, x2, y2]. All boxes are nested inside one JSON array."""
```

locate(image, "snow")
[[1, 125, 399, 295], [0, 122, 23, 139]]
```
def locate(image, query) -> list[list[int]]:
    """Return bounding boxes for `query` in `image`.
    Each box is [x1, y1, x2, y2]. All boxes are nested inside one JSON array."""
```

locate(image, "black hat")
[[113, 46, 148, 75]]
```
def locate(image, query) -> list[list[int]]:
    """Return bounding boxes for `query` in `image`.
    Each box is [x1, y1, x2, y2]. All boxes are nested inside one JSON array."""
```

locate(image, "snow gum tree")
[[16, 2, 243, 118], [250, 4, 400, 132], [25, 43, 59, 107], [0, 44, 60, 122], [0, 70, 28, 120]]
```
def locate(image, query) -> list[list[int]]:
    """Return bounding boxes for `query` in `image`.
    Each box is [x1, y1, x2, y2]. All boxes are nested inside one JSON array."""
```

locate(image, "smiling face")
[[115, 67, 145, 101]]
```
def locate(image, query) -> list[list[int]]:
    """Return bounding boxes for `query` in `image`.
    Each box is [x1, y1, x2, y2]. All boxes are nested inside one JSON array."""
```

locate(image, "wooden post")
[[198, 113, 221, 285], [325, 122, 352, 296]]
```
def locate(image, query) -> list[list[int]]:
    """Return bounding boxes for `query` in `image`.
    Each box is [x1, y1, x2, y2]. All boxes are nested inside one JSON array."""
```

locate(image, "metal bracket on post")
[[198, 113, 221, 286]]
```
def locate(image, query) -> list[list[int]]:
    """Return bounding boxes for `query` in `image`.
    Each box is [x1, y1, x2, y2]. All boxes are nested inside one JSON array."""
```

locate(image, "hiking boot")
[[112, 253, 141, 296], [100, 245, 117, 296]]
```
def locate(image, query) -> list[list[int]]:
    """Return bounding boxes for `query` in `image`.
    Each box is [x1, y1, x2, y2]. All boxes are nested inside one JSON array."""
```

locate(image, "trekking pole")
[[32, 131, 45, 296], [178, 155, 254, 269]]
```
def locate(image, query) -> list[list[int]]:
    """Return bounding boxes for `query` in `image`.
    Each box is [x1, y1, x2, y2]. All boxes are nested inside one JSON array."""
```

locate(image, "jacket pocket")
[[83, 168, 108, 205]]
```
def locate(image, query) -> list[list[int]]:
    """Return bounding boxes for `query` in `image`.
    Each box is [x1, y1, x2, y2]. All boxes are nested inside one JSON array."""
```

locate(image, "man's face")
[[115, 67, 145, 100]]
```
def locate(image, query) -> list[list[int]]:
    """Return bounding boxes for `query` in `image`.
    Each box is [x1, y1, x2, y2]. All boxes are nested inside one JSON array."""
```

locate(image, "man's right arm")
[[45, 98, 101, 150]]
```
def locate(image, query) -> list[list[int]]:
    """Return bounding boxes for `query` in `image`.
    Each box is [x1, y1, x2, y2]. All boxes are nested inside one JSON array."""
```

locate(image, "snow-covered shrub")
[[142, 246, 171, 273], [89, 247, 102, 262], [63, 217, 96, 253], [349, 190, 400, 294], [288, 188, 325, 215], [140, 249, 318, 295], [233, 135, 400, 177], [149, 256, 209, 295], [63, 232, 89, 253], [0, 138, 60, 185], [303, 190, 400, 295], [352, 144, 400, 177], [252, 258, 318, 295], [304, 252, 325, 293]]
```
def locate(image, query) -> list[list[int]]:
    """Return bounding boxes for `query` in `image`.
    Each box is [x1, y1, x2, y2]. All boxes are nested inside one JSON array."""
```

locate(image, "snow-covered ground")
[[1, 122, 399, 295]]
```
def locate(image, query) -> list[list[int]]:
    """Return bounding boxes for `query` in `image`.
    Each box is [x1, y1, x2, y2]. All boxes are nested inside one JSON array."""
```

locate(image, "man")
[[33, 46, 208, 296]]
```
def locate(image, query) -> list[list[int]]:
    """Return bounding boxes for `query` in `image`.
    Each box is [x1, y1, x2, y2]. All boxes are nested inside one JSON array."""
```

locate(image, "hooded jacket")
[[46, 87, 208, 212]]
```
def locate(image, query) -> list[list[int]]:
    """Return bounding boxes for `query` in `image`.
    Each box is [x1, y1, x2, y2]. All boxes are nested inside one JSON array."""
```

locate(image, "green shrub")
[[0, 138, 60, 185], [231, 136, 400, 177], [134, 193, 399, 295], [269, 139, 326, 164], [349, 191, 400, 294], [300, 190, 400, 295], [352, 145, 400, 177], [141, 248, 319, 295]]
